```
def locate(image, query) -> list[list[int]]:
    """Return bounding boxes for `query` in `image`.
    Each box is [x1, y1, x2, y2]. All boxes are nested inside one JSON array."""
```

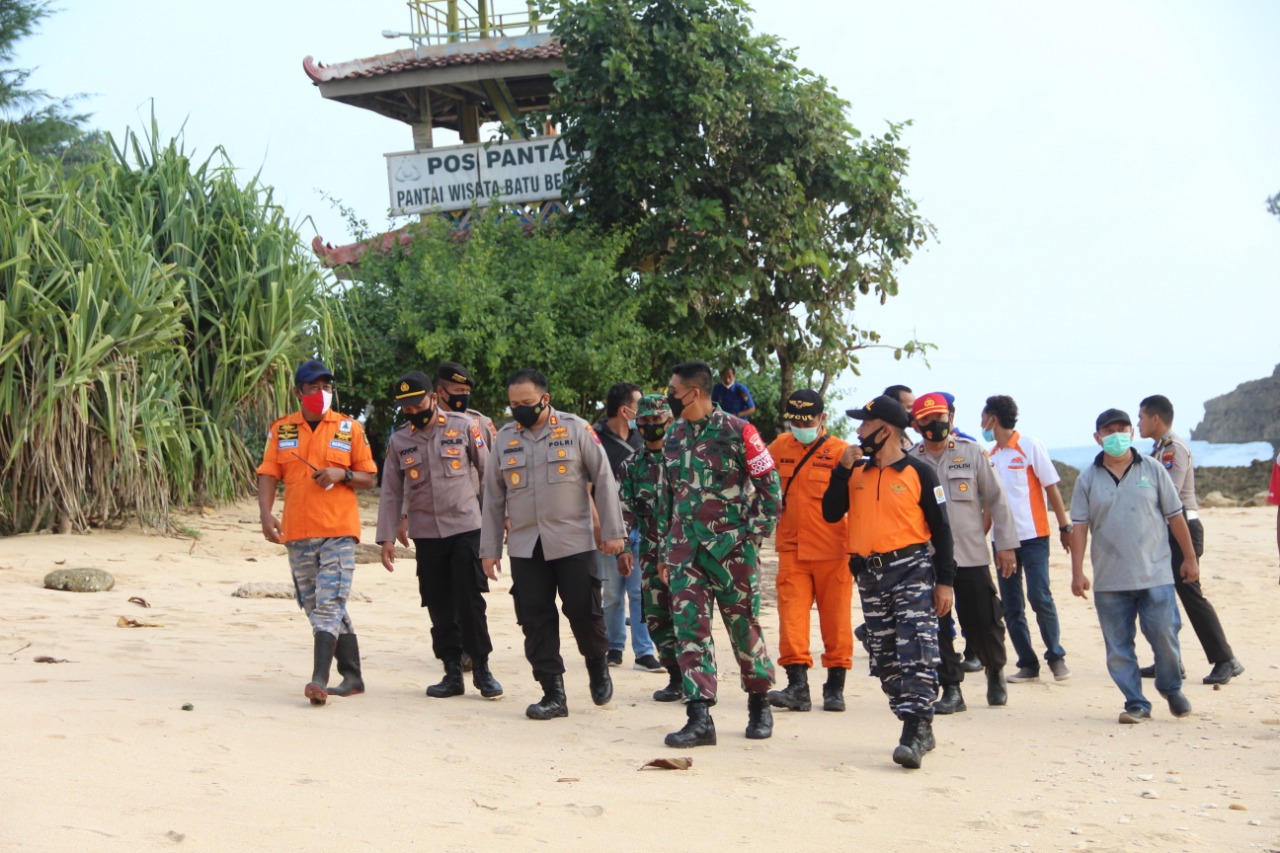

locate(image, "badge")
[[278, 424, 299, 440], [403, 456, 416, 466], [507, 457, 517, 466], [329, 439, 352, 452], [742, 424, 776, 477], [933, 484, 947, 504], [471, 426, 484, 448], [952, 457, 966, 463], [445, 429, 460, 438], [510, 472, 521, 486], [409, 469, 420, 480], [451, 459, 461, 470], [340, 419, 352, 432], [508, 439, 521, 447], [277, 439, 298, 450], [958, 482, 968, 492], [557, 449, 567, 458], [557, 464, 568, 474], [446, 447, 461, 456], [890, 482, 907, 494]]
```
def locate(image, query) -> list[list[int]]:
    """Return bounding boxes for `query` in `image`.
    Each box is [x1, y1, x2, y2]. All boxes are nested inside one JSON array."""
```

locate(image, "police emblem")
[[557, 464, 567, 475], [510, 472, 521, 486], [445, 429, 460, 438], [450, 459, 461, 470], [409, 469, 420, 480], [403, 456, 416, 466], [557, 449, 567, 458]]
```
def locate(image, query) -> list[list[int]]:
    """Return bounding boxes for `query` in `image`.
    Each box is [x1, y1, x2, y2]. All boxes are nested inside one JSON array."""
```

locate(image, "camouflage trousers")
[[670, 539, 775, 703], [640, 549, 678, 669], [854, 550, 939, 720], [287, 537, 356, 637]]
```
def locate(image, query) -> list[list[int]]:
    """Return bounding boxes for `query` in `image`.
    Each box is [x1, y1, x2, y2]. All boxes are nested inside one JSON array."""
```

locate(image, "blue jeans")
[[996, 536, 1065, 670], [1094, 585, 1182, 712], [602, 531, 655, 658]]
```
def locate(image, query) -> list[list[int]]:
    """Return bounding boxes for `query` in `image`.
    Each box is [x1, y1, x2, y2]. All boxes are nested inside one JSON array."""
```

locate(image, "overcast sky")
[[15, 1, 1280, 447]]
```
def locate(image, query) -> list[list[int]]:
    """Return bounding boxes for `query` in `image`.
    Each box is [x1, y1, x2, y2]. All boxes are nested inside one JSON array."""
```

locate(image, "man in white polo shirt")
[[981, 395, 1073, 683]]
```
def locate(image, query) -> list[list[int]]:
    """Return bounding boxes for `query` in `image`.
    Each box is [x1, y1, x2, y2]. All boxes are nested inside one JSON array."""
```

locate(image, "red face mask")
[[301, 389, 332, 416]]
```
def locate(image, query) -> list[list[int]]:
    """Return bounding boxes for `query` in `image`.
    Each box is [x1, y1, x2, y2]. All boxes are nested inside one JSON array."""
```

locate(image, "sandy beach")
[[2, 499, 1278, 852]]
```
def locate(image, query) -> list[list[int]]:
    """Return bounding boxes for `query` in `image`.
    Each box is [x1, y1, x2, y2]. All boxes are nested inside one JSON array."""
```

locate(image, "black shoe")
[[767, 664, 811, 711], [305, 631, 336, 706], [471, 659, 503, 699], [634, 654, 664, 673], [1166, 691, 1192, 717], [746, 692, 773, 739], [822, 668, 847, 712], [586, 656, 613, 706], [526, 675, 568, 720], [653, 665, 683, 702], [665, 700, 716, 747], [326, 633, 364, 697], [892, 715, 930, 769], [606, 649, 623, 667], [934, 684, 966, 715], [1202, 658, 1244, 685], [985, 666, 1007, 707], [1141, 661, 1187, 679], [961, 650, 983, 673], [426, 656, 465, 698]]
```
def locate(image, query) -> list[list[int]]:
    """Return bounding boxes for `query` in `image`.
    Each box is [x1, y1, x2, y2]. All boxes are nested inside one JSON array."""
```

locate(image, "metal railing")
[[401, 0, 560, 45]]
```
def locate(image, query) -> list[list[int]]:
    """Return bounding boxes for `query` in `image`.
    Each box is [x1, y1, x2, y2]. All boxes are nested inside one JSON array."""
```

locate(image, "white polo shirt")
[[987, 431, 1060, 541]]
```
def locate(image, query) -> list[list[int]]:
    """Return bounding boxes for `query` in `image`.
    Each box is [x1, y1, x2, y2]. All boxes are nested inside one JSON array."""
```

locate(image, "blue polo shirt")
[[711, 381, 755, 416]]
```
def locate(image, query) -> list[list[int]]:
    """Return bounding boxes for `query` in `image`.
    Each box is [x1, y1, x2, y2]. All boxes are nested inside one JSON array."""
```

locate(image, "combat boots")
[[986, 666, 1008, 706], [653, 664, 683, 702], [426, 656, 465, 698], [305, 631, 336, 706], [471, 658, 503, 699], [326, 633, 364, 697], [892, 714, 936, 769], [746, 692, 774, 739], [935, 683, 967, 714], [665, 700, 716, 747], [767, 663, 812, 711], [822, 667, 847, 712], [585, 655, 613, 706], [526, 675, 568, 720]]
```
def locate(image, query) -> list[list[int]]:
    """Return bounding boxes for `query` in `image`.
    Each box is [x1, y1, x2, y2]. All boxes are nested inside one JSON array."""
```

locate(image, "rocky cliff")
[[1190, 363, 1280, 449]]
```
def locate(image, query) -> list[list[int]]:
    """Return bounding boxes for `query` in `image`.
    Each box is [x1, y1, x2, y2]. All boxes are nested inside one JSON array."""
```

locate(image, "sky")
[[13, 0, 1280, 448]]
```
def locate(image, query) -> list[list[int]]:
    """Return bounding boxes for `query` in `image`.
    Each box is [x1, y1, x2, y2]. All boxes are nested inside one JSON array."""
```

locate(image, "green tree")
[[542, 0, 932, 429]]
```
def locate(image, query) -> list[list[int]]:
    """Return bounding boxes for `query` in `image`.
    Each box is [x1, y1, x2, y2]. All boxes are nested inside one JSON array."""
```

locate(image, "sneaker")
[[1006, 666, 1040, 683], [1118, 706, 1151, 724], [606, 650, 623, 667], [1048, 659, 1071, 681], [1166, 691, 1192, 718], [634, 654, 664, 673]]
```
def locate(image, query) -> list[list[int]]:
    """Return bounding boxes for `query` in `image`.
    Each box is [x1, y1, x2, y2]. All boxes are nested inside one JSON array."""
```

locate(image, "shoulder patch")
[[933, 484, 947, 505], [743, 424, 776, 477]]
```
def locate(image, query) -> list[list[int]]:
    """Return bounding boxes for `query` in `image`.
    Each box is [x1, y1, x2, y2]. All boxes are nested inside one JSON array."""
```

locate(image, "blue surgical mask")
[[1102, 431, 1132, 457], [981, 428, 995, 442], [792, 426, 820, 445], [627, 418, 637, 430]]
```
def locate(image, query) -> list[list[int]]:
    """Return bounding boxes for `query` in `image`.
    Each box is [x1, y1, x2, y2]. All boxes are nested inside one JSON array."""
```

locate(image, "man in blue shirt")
[[711, 367, 757, 418]]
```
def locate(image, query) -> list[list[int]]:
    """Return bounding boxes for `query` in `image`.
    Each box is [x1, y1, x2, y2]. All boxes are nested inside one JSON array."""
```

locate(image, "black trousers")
[[938, 564, 1008, 687], [509, 539, 608, 681], [1170, 518, 1233, 664], [414, 530, 493, 662]]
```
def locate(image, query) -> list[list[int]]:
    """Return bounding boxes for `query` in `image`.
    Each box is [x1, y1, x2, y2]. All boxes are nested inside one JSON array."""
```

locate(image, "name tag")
[[330, 440, 352, 452], [278, 439, 298, 450]]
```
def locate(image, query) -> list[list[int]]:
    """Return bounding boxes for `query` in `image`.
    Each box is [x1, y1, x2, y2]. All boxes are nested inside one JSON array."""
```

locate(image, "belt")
[[849, 542, 928, 571], [1185, 510, 1199, 521]]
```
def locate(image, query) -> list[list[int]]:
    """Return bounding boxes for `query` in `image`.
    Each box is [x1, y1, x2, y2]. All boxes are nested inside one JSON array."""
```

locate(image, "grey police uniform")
[[480, 408, 626, 680], [1152, 431, 1235, 665], [465, 408, 499, 443]]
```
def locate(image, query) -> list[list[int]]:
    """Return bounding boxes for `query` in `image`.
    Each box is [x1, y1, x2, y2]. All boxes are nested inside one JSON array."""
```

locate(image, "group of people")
[[256, 358, 1246, 770]]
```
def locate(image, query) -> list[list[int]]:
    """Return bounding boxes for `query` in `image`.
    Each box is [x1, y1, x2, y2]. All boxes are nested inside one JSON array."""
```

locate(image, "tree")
[[1268, 191, 1279, 221], [542, 0, 932, 426]]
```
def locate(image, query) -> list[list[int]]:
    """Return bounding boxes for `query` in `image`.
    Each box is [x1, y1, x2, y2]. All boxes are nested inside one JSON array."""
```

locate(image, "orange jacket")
[[769, 431, 850, 560]]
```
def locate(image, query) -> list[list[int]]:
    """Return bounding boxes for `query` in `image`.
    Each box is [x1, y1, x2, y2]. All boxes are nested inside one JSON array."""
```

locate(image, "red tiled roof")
[[303, 38, 562, 84]]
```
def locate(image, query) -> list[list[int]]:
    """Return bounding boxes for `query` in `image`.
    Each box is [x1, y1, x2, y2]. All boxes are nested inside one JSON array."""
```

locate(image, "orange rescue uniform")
[[769, 431, 854, 669], [256, 409, 378, 542]]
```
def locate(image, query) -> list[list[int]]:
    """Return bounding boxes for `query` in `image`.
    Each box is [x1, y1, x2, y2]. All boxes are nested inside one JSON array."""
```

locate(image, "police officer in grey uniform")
[[377, 371, 502, 699], [909, 392, 1019, 711], [1137, 395, 1244, 685], [480, 368, 628, 720], [436, 361, 498, 443]]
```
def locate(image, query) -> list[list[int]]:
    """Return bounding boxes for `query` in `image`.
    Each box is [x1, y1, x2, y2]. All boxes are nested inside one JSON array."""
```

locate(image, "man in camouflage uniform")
[[618, 394, 681, 701], [658, 361, 780, 747]]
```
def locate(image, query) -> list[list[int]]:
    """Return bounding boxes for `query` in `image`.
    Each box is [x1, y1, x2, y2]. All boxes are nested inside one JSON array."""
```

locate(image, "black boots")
[[305, 631, 336, 706], [746, 692, 773, 739], [426, 656, 465, 698], [935, 683, 967, 715], [986, 666, 1008, 706], [892, 714, 936, 769], [585, 656, 613, 706], [326, 633, 364, 697], [822, 667, 847, 712], [653, 665, 683, 702], [767, 663, 812, 711], [665, 700, 717, 747], [526, 675, 568, 720], [471, 659, 503, 699]]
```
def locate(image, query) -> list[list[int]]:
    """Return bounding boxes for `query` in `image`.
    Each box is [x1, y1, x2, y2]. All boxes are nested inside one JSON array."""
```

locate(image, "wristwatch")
[[1059, 523, 1073, 534], [343, 469, 353, 484]]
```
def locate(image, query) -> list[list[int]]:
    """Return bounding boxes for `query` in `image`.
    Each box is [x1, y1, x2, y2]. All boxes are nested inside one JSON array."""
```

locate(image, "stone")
[[44, 568, 114, 592], [232, 582, 294, 599], [354, 543, 413, 565], [1198, 491, 1239, 509], [1190, 363, 1280, 447]]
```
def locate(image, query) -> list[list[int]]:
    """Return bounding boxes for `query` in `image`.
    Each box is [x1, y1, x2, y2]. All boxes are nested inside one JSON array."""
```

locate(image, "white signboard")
[[386, 137, 578, 214]]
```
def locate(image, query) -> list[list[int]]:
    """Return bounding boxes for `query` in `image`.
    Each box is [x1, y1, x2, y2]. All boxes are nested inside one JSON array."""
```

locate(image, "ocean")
[[1048, 440, 1275, 471]]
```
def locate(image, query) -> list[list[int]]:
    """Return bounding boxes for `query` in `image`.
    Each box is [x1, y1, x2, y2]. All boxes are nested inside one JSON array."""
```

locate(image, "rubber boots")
[[426, 656, 465, 698], [326, 633, 364, 697], [745, 692, 774, 739], [585, 656, 613, 706], [305, 631, 336, 706], [664, 699, 716, 747], [526, 674, 568, 720], [653, 664, 683, 702], [892, 714, 936, 769], [822, 667, 847, 712], [986, 665, 1008, 707], [471, 658, 503, 699], [935, 683, 967, 715], [767, 663, 812, 711]]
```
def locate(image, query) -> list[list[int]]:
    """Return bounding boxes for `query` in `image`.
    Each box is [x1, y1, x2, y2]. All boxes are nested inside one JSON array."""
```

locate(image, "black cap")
[[392, 371, 432, 408], [436, 361, 474, 389], [295, 359, 334, 386], [846, 394, 910, 429], [783, 389, 824, 420], [1095, 408, 1132, 431]]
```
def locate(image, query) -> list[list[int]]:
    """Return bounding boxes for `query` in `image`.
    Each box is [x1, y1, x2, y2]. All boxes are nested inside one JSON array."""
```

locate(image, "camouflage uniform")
[[658, 407, 780, 703], [288, 537, 357, 637]]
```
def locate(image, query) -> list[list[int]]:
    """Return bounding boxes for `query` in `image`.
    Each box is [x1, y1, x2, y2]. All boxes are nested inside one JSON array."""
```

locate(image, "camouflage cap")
[[636, 393, 672, 419]]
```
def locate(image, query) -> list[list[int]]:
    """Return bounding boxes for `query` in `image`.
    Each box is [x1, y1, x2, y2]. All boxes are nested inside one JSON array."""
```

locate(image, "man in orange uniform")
[[766, 390, 853, 713], [257, 360, 379, 706]]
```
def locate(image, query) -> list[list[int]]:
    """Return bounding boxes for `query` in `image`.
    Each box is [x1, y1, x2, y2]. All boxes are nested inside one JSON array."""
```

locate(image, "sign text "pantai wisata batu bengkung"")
[[386, 137, 580, 214]]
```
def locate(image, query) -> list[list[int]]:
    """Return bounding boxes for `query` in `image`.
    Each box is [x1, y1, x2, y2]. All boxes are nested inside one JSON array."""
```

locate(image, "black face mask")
[[443, 391, 470, 412], [921, 421, 951, 443], [638, 422, 667, 443], [859, 425, 889, 457], [406, 408, 433, 429], [667, 391, 689, 419], [511, 400, 546, 429]]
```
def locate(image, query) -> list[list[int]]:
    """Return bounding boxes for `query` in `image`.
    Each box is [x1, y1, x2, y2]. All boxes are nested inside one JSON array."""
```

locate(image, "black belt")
[[849, 543, 928, 571]]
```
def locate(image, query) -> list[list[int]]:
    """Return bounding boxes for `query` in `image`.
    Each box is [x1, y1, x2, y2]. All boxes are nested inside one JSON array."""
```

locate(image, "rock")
[[1195, 461, 1273, 504], [355, 543, 413, 564], [232, 582, 294, 599], [1190, 363, 1280, 447], [1053, 460, 1081, 508], [43, 568, 115, 592], [1244, 491, 1271, 508], [1198, 491, 1239, 509], [1141, 790, 1159, 799]]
